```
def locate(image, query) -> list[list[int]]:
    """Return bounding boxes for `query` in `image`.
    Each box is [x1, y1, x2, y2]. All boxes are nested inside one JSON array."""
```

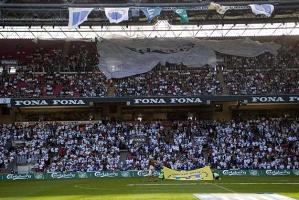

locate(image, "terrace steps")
[[216, 66, 229, 95]]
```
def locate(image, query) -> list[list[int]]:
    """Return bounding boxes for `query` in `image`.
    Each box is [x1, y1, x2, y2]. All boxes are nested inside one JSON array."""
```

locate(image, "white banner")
[[104, 8, 129, 24], [249, 4, 274, 17]]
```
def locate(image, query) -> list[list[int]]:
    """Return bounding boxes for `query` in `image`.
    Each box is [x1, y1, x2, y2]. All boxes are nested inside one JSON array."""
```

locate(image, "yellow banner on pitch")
[[163, 166, 213, 180]]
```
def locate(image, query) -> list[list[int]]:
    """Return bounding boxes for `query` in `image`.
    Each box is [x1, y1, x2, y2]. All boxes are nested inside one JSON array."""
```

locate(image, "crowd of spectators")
[[26, 42, 98, 73], [223, 68, 299, 95], [1, 119, 298, 172], [113, 64, 222, 96], [0, 41, 299, 97], [0, 41, 108, 97], [221, 45, 299, 95], [0, 70, 107, 97]]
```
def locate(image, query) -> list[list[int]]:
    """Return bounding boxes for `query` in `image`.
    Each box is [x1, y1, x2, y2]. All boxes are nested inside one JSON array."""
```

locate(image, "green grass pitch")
[[0, 176, 299, 200]]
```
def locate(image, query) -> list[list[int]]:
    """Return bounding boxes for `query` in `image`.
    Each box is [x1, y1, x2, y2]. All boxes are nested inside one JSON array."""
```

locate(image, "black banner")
[[10, 95, 299, 107], [11, 99, 90, 107], [247, 95, 299, 104], [127, 97, 209, 106]]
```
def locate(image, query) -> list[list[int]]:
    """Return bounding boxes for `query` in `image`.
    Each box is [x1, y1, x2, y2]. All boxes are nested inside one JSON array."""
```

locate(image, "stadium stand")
[[1, 119, 298, 172], [0, 40, 108, 97], [0, 39, 298, 98], [221, 44, 299, 95]]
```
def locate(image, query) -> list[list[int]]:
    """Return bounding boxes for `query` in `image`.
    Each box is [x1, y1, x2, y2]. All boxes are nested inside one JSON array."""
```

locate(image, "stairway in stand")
[[107, 81, 115, 96], [216, 66, 229, 95], [119, 150, 129, 166]]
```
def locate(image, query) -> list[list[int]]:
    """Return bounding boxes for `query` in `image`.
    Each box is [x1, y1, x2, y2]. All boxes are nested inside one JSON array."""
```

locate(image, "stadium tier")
[[0, 119, 298, 173], [0, 39, 298, 98]]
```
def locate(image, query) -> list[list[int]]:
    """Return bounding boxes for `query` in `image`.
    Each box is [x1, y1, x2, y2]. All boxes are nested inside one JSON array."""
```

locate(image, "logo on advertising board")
[[50, 172, 76, 179], [12, 99, 88, 107], [250, 96, 299, 103], [78, 172, 88, 179], [120, 171, 130, 177], [265, 170, 291, 176], [222, 170, 247, 176], [292, 170, 299, 176], [132, 97, 204, 105], [94, 172, 118, 178], [249, 170, 258, 176], [6, 174, 32, 180], [34, 173, 44, 180]]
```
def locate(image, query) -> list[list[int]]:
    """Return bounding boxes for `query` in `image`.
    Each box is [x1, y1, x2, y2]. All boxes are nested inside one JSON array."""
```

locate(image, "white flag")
[[249, 4, 274, 17], [68, 7, 93, 29], [208, 2, 230, 15], [105, 8, 129, 24]]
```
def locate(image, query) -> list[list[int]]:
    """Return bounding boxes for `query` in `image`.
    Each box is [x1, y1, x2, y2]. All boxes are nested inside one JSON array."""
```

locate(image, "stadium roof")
[[0, 0, 298, 39], [1, 22, 298, 39]]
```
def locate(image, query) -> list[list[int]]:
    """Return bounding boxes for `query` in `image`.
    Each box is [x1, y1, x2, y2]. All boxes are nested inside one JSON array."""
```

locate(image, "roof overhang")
[[0, 21, 298, 39]]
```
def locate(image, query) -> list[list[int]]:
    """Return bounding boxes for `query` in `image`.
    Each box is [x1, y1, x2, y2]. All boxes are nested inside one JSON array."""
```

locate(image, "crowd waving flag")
[[208, 2, 230, 15], [68, 7, 94, 29], [141, 7, 162, 23], [104, 8, 129, 23], [249, 4, 274, 17], [175, 9, 189, 23]]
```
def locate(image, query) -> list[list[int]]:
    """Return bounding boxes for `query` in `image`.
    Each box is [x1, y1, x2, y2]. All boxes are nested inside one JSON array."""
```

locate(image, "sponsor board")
[[249, 170, 258, 176], [78, 172, 88, 179], [11, 99, 89, 107], [249, 96, 299, 103], [292, 170, 299, 176], [221, 170, 247, 176], [94, 172, 119, 178], [265, 170, 291, 176], [217, 169, 297, 176], [9, 95, 299, 107], [1, 169, 299, 181], [34, 173, 44, 180], [1, 59, 18, 65], [50, 172, 76, 179], [120, 171, 130, 177], [137, 170, 159, 177], [130, 97, 206, 105], [0, 98, 10, 104], [6, 174, 32, 180]]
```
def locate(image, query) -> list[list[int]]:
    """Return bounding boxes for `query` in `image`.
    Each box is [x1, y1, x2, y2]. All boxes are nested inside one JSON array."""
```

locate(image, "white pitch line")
[[193, 194, 297, 200], [74, 184, 99, 190], [127, 182, 299, 187], [211, 183, 236, 193], [127, 183, 198, 186], [218, 183, 299, 185]]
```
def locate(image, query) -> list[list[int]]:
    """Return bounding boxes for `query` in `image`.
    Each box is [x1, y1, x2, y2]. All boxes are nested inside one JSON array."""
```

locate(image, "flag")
[[249, 4, 274, 17], [175, 9, 189, 23], [68, 7, 93, 29], [131, 8, 140, 18], [104, 8, 129, 24], [208, 2, 230, 15], [141, 7, 162, 23]]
